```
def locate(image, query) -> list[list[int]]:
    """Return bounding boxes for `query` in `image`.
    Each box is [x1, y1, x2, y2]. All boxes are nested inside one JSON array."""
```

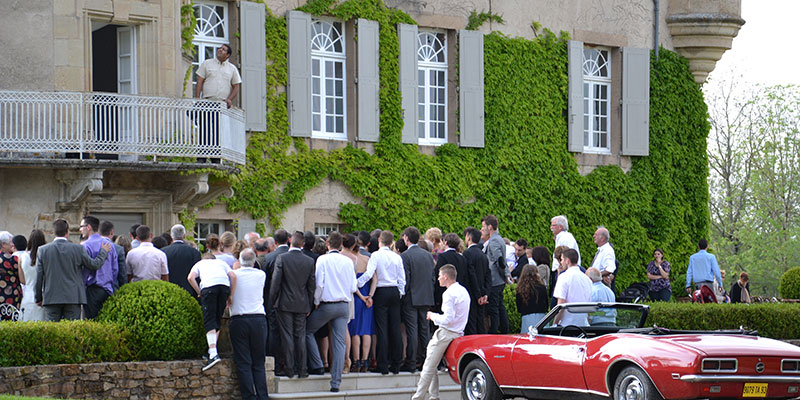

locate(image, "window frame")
[[582, 46, 612, 154], [416, 30, 448, 146], [191, 1, 230, 95], [314, 223, 346, 238], [310, 17, 347, 141], [193, 220, 224, 250]]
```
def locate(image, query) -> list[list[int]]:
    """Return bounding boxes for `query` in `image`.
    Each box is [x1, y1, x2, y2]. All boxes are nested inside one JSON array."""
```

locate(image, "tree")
[[705, 80, 800, 297]]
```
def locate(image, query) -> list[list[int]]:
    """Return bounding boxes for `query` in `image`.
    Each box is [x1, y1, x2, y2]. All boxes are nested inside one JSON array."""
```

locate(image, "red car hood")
[[652, 334, 800, 357]]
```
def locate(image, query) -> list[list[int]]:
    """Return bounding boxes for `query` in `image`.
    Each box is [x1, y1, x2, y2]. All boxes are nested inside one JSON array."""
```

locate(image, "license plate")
[[742, 382, 768, 397]]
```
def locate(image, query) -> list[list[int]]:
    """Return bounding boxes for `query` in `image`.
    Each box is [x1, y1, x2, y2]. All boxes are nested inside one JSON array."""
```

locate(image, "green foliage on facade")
[[224, 0, 711, 293], [779, 267, 800, 299], [465, 10, 505, 30]]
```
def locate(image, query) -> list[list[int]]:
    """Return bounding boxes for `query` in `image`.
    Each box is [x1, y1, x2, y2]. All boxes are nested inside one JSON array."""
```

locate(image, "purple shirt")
[[83, 233, 119, 295], [647, 261, 671, 292]]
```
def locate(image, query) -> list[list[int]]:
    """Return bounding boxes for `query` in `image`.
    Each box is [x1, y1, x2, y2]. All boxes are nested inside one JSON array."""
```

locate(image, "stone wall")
[[0, 358, 275, 399]]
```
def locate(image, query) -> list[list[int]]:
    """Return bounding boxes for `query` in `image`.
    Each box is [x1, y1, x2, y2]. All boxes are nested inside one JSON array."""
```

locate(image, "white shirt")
[[215, 253, 237, 267], [314, 250, 357, 305], [196, 58, 242, 101], [126, 242, 169, 282], [230, 267, 266, 316], [357, 247, 406, 296], [590, 242, 616, 273], [553, 231, 581, 271], [505, 244, 516, 269], [430, 282, 470, 334], [553, 266, 592, 326], [190, 258, 232, 289]]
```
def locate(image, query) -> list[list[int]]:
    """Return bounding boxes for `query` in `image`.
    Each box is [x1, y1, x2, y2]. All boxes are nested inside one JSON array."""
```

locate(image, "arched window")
[[417, 31, 447, 144], [191, 1, 229, 94], [583, 48, 611, 151], [311, 19, 346, 139]]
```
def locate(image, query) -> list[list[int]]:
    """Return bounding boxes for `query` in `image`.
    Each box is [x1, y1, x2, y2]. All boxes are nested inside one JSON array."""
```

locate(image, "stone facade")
[[0, 358, 275, 399]]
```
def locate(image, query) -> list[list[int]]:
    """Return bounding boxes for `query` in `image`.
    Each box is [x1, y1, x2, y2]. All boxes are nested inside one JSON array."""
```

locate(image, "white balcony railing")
[[0, 91, 246, 165]]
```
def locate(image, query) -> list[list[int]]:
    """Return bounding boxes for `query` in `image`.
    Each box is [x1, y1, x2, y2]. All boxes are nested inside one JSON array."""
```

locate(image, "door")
[[511, 335, 588, 391]]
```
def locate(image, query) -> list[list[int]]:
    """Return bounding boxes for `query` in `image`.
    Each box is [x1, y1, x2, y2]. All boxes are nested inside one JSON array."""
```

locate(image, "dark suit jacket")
[[162, 241, 202, 295], [464, 244, 490, 299], [301, 248, 319, 262], [435, 249, 476, 304], [400, 245, 435, 307], [113, 243, 127, 290], [510, 254, 529, 280], [35, 238, 108, 305], [261, 244, 289, 308], [270, 249, 316, 313]]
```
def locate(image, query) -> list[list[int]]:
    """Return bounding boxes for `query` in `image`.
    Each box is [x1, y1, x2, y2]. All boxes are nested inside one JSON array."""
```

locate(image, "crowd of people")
[[0, 213, 753, 398]]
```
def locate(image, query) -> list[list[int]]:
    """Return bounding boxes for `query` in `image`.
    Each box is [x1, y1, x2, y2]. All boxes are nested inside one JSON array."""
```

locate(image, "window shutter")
[[357, 19, 379, 142], [567, 40, 584, 152], [240, 1, 266, 131], [622, 47, 650, 156], [398, 23, 418, 144], [458, 30, 484, 148], [287, 11, 312, 137]]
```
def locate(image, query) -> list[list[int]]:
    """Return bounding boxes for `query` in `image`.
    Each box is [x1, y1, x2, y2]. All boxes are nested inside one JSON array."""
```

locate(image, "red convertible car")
[[444, 303, 800, 400]]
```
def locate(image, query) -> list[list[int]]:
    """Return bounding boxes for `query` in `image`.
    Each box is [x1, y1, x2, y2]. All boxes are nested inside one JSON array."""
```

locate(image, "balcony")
[[0, 91, 246, 165]]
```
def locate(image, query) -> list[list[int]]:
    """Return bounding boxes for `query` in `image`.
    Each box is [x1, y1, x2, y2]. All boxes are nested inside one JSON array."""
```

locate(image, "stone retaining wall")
[[0, 358, 275, 399]]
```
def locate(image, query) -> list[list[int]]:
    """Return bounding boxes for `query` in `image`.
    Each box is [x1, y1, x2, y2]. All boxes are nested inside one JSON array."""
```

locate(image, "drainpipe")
[[654, 0, 660, 63]]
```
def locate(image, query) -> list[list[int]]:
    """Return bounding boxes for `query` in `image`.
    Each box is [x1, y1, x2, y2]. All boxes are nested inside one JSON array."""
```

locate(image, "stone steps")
[[270, 370, 461, 400]]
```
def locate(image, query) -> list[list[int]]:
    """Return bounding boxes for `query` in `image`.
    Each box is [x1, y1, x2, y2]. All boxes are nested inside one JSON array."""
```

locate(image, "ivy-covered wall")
[[224, 0, 710, 291]]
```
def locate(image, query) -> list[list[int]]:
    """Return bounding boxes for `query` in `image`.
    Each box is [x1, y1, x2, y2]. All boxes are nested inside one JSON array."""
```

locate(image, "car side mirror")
[[527, 324, 538, 338]]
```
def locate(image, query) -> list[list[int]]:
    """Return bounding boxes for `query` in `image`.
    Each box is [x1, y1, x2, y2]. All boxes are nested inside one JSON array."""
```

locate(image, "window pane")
[[312, 59, 320, 76], [437, 88, 445, 104], [325, 79, 333, 96], [335, 80, 343, 97], [335, 116, 343, 133], [584, 130, 589, 146], [437, 105, 445, 121], [325, 97, 334, 114], [600, 132, 607, 148], [600, 84, 608, 99], [326, 116, 334, 132], [438, 122, 445, 138], [583, 82, 589, 98], [429, 69, 436, 83], [335, 62, 342, 79], [313, 77, 320, 95], [313, 114, 320, 131], [335, 98, 343, 114], [313, 95, 320, 112], [437, 70, 445, 83], [418, 69, 425, 85], [418, 87, 424, 102], [419, 122, 425, 137], [326, 61, 333, 77], [418, 104, 425, 119], [600, 100, 607, 115]]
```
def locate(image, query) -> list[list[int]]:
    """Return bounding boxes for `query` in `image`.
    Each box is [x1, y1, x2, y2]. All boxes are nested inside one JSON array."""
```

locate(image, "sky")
[[708, 0, 800, 86]]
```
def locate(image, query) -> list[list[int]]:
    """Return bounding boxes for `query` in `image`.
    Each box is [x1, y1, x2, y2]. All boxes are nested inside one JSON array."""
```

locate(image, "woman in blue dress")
[[347, 236, 376, 372]]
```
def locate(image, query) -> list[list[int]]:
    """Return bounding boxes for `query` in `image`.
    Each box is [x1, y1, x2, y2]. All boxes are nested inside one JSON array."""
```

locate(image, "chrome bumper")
[[680, 375, 800, 383]]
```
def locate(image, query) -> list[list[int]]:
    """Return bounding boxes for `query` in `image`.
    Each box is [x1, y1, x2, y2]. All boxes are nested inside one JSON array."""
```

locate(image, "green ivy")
[[465, 10, 505, 31], [223, 0, 710, 293], [180, 1, 198, 96]]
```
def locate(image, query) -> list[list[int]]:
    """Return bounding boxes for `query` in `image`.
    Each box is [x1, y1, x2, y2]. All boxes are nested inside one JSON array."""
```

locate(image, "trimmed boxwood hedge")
[[779, 267, 800, 300], [0, 320, 134, 367], [98, 280, 206, 361]]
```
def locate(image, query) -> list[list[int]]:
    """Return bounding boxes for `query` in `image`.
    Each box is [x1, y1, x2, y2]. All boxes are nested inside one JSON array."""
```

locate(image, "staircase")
[[270, 370, 461, 400]]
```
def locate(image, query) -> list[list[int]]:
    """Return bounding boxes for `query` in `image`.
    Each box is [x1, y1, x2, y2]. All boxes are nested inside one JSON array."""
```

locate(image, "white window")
[[192, 1, 229, 94], [311, 19, 346, 140], [314, 223, 346, 238], [417, 31, 447, 145], [583, 48, 611, 152], [194, 220, 224, 250]]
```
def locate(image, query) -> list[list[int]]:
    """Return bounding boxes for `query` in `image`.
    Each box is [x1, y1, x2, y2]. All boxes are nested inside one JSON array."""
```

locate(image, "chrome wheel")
[[618, 374, 644, 400], [464, 368, 487, 400]]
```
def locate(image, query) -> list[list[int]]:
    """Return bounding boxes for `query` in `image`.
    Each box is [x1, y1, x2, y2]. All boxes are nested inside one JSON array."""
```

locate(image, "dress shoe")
[[389, 366, 399, 375], [309, 367, 325, 375], [399, 364, 416, 373], [330, 387, 340, 393], [298, 372, 309, 379]]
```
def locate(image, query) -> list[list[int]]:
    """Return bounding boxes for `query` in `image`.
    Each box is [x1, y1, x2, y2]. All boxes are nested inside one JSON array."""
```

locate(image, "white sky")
[[708, 0, 800, 86]]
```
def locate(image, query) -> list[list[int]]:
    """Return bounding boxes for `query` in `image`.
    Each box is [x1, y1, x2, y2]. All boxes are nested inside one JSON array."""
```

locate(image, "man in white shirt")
[[550, 215, 581, 271], [553, 249, 592, 326], [412, 264, 470, 400], [589, 226, 616, 288], [195, 44, 241, 108], [357, 230, 406, 374], [305, 231, 357, 392], [126, 225, 169, 283], [229, 249, 269, 400]]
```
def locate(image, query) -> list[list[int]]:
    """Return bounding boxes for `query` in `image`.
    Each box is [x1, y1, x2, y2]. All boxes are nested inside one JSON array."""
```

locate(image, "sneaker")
[[202, 355, 221, 372]]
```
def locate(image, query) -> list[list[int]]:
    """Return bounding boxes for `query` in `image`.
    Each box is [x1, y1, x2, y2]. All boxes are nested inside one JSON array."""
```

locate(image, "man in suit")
[[435, 233, 476, 310], [35, 218, 111, 321], [99, 220, 127, 291], [399, 226, 435, 372], [483, 215, 510, 334], [162, 224, 202, 298], [270, 231, 316, 378], [463, 227, 490, 335], [261, 229, 289, 361], [510, 238, 529, 282], [301, 231, 319, 262]]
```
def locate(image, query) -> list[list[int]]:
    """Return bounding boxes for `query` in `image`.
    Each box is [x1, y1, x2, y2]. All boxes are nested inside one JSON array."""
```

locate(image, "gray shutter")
[[459, 29, 484, 148], [567, 40, 584, 152], [240, 1, 266, 131], [398, 23, 418, 144], [621, 47, 650, 156], [357, 19, 380, 142], [287, 11, 312, 137]]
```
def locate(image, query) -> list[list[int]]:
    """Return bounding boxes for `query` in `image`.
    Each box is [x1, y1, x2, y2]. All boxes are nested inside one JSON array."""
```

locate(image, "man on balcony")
[[194, 44, 241, 158]]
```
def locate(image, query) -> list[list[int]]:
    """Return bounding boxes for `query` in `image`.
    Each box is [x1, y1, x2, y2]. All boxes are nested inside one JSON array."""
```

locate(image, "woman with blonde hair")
[[424, 227, 443, 261], [213, 231, 237, 267]]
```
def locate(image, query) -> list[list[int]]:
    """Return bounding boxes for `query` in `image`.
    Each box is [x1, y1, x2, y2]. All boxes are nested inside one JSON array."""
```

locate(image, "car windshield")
[[536, 302, 649, 332]]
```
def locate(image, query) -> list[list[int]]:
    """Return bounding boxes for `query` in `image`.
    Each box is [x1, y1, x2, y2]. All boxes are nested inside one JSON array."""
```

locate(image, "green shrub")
[[646, 302, 800, 339], [779, 267, 800, 299], [0, 320, 134, 367], [98, 280, 205, 360], [503, 284, 521, 333]]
